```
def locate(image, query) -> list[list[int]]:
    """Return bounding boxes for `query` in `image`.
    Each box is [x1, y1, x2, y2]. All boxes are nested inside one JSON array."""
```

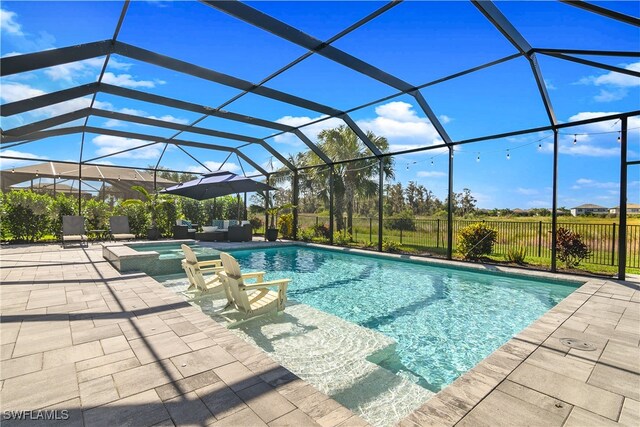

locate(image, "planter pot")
[[147, 227, 161, 240], [265, 228, 278, 242]]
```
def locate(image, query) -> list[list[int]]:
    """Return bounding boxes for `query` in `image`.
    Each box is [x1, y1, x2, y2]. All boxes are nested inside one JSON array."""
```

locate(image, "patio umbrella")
[[160, 170, 276, 200]]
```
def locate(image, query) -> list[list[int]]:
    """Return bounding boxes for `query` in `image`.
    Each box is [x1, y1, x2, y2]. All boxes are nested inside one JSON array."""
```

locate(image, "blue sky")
[[1, 1, 638, 209]]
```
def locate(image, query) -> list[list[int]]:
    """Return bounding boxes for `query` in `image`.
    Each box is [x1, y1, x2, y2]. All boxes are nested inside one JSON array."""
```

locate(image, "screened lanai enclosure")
[[1, 0, 638, 278]]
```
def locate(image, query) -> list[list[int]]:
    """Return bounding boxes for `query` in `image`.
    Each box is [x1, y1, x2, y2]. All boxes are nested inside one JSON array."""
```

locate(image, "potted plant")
[[121, 186, 173, 240], [264, 202, 294, 242]]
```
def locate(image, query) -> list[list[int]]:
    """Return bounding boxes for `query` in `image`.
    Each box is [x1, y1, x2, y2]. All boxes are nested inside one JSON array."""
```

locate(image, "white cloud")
[[578, 62, 640, 88], [536, 112, 640, 158], [102, 72, 162, 88], [439, 114, 452, 124], [92, 135, 162, 159], [273, 101, 446, 155], [0, 149, 45, 160], [261, 159, 283, 172], [416, 171, 445, 178], [42, 57, 131, 83], [594, 89, 628, 103], [274, 116, 343, 146], [544, 79, 556, 90], [0, 82, 46, 102], [571, 179, 619, 190], [357, 102, 443, 150], [0, 9, 23, 35], [187, 161, 240, 174], [516, 187, 539, 195], [0, 149, 47, 169]]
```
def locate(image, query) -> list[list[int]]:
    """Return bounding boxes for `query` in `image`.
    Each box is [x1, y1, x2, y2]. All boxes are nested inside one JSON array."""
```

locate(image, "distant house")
[[570, 204, 609, 216], [609, 203, 640, 215], [512, 208, 527, 216]]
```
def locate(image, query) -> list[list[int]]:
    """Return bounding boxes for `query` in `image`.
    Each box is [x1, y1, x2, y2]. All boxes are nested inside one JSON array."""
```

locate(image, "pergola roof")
[[0, 161, 175, 197], [0, 0, 638, 176]]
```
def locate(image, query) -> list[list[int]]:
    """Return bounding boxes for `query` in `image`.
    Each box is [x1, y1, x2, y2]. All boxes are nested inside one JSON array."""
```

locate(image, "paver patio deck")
[[1, 242, 639, 426], [0, 243, 366, 426]]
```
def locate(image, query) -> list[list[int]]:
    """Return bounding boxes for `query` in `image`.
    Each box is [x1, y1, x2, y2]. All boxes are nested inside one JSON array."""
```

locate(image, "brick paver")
[[0, 244, 366, 426]]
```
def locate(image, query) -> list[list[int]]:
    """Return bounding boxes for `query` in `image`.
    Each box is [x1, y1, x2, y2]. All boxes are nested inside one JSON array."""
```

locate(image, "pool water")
[[225, 246, 579, 392], [126, 243, 220, 260]]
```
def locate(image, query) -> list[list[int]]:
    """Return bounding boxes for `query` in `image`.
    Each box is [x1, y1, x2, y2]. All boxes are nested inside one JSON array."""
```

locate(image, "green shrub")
[[249, 216, 263, 231], [333, 231, 352, 246], [361, 240, 375, 249], [3, 190, 51, 242], [156, 200, 178, 237], [556, 227, 591, 268], [180, 198, 202, 225], [382, 238, 401, 253], [278, 213, 294, 239], [312, 223, 331, 239], [386, 209, 416, 231], [457, 222, 497, 260], [299, 227, 315, 242], [114, 203, 149, 237], [506, 246, 527, 265], [50, 193, 76, 240], [82, 198, 112, 230]]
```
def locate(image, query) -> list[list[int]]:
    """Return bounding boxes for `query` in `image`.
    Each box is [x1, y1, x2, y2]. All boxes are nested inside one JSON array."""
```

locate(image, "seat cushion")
[[202, 226, 218, 233], [63, 234, 87, 241], [112, 233, 135, 240]]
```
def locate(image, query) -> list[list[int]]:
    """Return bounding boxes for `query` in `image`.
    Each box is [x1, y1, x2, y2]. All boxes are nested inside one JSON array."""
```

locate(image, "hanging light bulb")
[[476, 153, 480, 162], [35, 170, 39, 177], [573, 134, 577, 145], [11, 168, 15, 173], [538, 142, 542, 150], [117, 175, 121, 182], [430, 159, 434, 166], [617, 132, 621, 143], [506, 150, 510, 160]]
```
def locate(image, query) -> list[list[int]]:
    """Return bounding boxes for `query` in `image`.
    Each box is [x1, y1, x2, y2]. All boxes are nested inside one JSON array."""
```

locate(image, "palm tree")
[[121, 186, 174, 236], [313, 125, 394, 235]]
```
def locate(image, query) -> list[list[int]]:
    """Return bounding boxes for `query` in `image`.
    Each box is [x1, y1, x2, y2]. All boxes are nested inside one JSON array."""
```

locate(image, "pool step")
[[193, 297, 434, 427]]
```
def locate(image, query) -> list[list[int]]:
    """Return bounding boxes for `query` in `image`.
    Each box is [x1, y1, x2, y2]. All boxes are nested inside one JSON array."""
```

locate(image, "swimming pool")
[[223, 246, 578, 392], [155, 245, 580, 425]]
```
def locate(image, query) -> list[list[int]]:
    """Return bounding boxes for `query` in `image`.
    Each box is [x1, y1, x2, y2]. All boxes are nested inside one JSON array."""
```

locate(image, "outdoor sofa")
[[195, 220, 252, 242], [173, 219, 198, 239]]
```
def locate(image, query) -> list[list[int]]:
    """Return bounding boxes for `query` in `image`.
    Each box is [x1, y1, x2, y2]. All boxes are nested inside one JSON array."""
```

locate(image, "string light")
[[617, 132, 621, 143], [573, 135, 577, 145], [538, 143, 542, 150], [430, 159, 434, 166], [35, 170, 39, 177], [11, 168, 15, 173], [506, 150, 510, 160], [476, 153, 480, 162]]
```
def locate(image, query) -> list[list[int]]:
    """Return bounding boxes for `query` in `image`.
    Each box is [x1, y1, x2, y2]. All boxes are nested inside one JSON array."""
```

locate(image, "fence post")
[[437, 219, 440, 248], [369, 218, 372, 243], [538, 221, 542, 257], [611, 223, 617, 266], [316, 216, 319, 227], [400, 228, 403, 244]]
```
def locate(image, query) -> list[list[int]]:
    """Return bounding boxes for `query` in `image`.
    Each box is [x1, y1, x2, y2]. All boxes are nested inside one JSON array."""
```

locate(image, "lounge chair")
[[62, 215, 87, 247], [109, 216, 136, 241], [218, 252, 290, 323], [181, 244, 224, 293]]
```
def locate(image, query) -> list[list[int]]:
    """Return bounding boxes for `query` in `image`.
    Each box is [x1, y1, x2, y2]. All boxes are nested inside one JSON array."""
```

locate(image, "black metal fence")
[[298, 214, 640, 268]]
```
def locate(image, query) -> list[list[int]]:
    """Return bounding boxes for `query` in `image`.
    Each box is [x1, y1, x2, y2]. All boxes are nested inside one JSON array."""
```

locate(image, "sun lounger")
[[109, 216, 136, 241]]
